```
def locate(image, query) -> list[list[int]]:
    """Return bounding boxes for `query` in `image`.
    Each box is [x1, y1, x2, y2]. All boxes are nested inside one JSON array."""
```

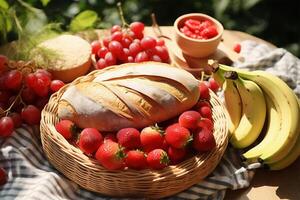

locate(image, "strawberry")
[[95, 141, 125, 170], [165, 123, 192, 149], [233, 43, 241, 53], [0, 167, 7, 186], [167, 146, 186, 164], [193, 127, 216, 152], [125, 150, 147, 170], [198, 81, 210, 100], [195, 100, 210, 109], [117, 128, 141, 149], [147, 149, 169, 170], [178, 110, 202, 129], [55, 119, 76, 139], [104, 133, 117, 143], [140, 125, 164, 152], [198, 118, 214, 131], [79, 128, 103, 155]]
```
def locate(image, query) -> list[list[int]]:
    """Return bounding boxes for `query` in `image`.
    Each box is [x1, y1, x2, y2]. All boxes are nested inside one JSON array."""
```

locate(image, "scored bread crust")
[[57, 62, 200, 131], [36, 35, 92, 82]]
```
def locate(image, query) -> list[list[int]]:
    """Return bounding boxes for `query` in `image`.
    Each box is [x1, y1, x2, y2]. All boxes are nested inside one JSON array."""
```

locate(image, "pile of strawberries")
[[55, 79, 219, 170]]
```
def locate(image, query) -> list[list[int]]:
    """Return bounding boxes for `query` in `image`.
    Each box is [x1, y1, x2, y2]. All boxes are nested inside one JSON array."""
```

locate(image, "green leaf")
[[242, 0, 262, 9], [40, 0, 50, 7], [69, 10, 98, 32], [0, 0, 9, 9]]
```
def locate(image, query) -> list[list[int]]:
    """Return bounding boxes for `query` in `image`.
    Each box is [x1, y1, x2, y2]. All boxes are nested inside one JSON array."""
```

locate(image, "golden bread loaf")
[[57, 62, 200, 131], [34, 35, 92, 82]]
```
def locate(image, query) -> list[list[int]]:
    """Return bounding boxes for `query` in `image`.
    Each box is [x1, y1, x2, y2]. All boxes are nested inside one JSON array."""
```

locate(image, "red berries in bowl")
[[174, 13, 224, 58], [91, 21, 170, 70]]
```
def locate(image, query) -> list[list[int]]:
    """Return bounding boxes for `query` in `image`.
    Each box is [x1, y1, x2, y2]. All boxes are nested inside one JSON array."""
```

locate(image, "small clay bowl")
[[174, 13, 224, 58]]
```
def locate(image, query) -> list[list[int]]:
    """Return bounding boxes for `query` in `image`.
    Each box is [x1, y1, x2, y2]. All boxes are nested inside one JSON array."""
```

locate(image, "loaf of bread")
[[57, 62, 200, 131], [33, 35, 92, 82]]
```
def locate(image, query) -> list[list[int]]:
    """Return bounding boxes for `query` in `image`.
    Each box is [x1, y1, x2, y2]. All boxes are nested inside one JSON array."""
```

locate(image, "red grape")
[[35, 72, 51, 86], [104, 52, 117, 66], [151, 55, 162, 62], [127, 56, 134, 63], [130, 22, 145, 35], [0, 91, 12, 105], [21, 87, 36, 104], [96, 58, 107, 69], [135, 51, 149, 62], [33, 78, 49, 97], [50, 80, 65, 92], [111, 25, 121, 33], [0, 116, 14, 137], [111, 31, 123, 42], [97, 47, 109, 58], [121, 37, 132, 48], [102, 37, 111, 47], [21, 105, 41, 125], [91, 40, 102, 55], [9, 112, 22, 128], [129, 42, 142, 57], [36, 69, 52, 79], [25, 73, 38, 88], [156, 39, 165, 46], [141, 36, 157, 50], [5, 70, 23, 90], [108, 41, 123, 56], [154, 46, 169, 62]]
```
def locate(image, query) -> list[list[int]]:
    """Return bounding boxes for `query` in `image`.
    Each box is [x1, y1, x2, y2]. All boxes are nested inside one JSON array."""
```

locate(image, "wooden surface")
[[144, 26, 300, 200]]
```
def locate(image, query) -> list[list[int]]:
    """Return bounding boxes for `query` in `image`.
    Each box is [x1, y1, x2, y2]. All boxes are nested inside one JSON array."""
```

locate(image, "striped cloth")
[[1, 41, 299, 199]]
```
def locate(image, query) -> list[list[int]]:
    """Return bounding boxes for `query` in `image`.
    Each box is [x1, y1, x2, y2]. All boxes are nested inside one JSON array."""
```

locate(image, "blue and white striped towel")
[[1, 41, 299, 200]]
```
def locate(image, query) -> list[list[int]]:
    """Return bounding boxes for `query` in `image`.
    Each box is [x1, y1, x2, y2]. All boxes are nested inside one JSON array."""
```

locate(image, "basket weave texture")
[[40, 67, 229, 198]]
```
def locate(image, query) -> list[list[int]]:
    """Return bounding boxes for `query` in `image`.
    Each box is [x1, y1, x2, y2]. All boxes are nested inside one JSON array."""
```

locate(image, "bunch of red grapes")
[[91, 22, 170, 69], [0, 55, 65, 137]]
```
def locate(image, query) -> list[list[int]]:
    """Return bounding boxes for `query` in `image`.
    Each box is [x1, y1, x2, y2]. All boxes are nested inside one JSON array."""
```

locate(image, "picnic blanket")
[[1, 40, 299, 200]]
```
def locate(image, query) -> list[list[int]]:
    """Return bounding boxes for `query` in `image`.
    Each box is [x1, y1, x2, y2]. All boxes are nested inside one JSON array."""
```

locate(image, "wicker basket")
[[40, 67, 229, 198]]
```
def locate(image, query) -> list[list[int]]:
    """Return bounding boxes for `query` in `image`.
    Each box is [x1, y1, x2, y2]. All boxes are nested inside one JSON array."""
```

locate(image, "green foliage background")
[[2, 0, 300, 57]]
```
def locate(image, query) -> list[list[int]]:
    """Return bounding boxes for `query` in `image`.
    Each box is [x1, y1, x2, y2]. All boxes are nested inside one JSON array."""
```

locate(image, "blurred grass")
[[6, 0, 300, 57]]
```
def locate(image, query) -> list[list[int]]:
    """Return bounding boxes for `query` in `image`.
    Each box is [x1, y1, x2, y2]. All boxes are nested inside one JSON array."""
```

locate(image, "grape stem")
[[1, 86, 26, 117], [117, 2, 129, 28], [151, 13, 171, 40]]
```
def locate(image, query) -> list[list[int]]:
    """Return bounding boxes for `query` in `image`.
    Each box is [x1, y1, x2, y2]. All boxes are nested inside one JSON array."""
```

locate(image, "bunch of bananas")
[[211, 61, 300, 170]]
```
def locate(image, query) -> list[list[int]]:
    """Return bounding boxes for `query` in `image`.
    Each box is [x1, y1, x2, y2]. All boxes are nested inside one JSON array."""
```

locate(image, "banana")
[[223, 78, 242, 135], [217, 64, 300, 164], [267, 98, 300, 170], [242, 94, 282, 161], [225, 71, 266, 149]]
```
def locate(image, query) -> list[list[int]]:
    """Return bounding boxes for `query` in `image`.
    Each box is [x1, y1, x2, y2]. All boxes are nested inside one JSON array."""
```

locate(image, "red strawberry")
[[95, 141, 125, 170], [0, 167, 7, 186], [233, 43, 241, 53], [193, 127, 216, 152], [208, 78, 220, 93], [104, 133, 117, 143], [55, 119, 76, 139], [117, 128, 141, 149], [198, 118, 214, 131], [179, 110, 201, 129], [147, 149, 169, 170], [199, 82, 210, 100], [125, 150, 147, 170], [79, 128, 103, 155], [165, 123, 192, 149], [167, 146, 186, 164], [140, 125, 164, 152]]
